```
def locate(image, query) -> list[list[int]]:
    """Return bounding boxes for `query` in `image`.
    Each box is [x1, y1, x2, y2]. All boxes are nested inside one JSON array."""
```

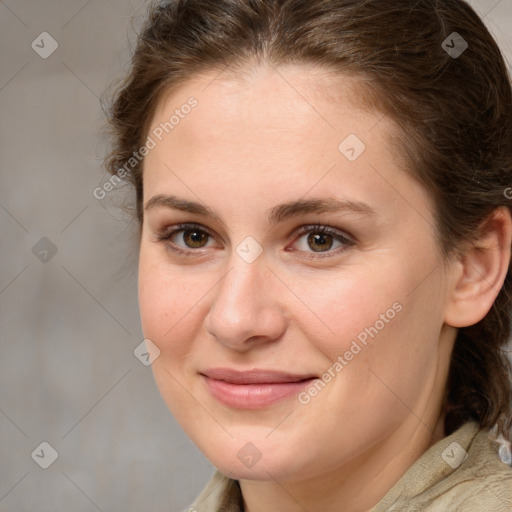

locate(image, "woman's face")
[[138, 64, 456, 482]]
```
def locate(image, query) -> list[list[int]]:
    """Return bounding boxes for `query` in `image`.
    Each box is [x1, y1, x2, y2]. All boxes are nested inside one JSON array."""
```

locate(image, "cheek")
[[288, 266, 405, 358], [295, 258, 443, 394], [138, 252, 204, 359], [328, 269, 445, 416], [137, 253, 209, 415]]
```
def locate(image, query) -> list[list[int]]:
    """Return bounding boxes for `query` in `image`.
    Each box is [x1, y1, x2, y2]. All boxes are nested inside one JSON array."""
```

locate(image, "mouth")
[[199, 368, 317, 409]]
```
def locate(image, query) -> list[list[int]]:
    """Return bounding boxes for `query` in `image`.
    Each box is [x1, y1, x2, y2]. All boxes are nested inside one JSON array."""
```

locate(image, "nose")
[[205, 255, 287, 351]]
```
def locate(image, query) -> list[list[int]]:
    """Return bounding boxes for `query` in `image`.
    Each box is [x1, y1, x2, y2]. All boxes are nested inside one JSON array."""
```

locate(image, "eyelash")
[[154, 222, 355, 259]]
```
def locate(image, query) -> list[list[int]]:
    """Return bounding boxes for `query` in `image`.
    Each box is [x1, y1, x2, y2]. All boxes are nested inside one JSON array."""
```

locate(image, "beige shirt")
[[186, 421, 512, 511]]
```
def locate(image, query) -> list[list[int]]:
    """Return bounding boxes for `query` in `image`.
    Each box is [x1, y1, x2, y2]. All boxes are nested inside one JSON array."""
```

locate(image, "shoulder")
[[419, 423, 512, 511], [436, 425, 512, 510], [185, 470, 241, 512], [373, 421, 512, 512]]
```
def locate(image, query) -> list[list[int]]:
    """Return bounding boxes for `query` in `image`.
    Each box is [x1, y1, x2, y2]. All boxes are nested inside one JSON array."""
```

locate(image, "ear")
[[444, 207, 512, 328]]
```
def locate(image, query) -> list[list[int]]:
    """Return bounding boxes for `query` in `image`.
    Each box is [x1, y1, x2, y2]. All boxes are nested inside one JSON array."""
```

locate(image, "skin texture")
[[138, 63, 512, 512]]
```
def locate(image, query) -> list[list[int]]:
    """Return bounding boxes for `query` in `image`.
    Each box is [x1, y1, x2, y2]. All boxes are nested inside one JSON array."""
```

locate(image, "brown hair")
[[104, 0, 512, 439]]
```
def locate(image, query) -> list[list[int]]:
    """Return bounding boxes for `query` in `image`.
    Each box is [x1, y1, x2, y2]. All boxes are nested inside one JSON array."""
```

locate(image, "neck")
[[240, 411, 446, 512]]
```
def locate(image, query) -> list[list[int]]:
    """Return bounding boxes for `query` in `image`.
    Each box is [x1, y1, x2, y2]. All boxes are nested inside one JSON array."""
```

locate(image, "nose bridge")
[[213, 254, 265, 325], [206, 250, 285, 347]]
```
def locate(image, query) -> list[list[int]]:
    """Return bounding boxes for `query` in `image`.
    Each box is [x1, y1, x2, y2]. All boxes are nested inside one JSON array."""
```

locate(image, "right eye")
[[155, 223, 216, 255]]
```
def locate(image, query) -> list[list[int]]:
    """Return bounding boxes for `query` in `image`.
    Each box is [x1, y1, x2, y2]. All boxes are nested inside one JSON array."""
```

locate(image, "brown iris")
[[183, 229, 209, 248], [307, 232, 333, 252]]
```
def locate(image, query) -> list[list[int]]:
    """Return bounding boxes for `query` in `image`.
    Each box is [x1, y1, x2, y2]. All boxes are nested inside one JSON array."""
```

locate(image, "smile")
[[200, 368, 317, 409]]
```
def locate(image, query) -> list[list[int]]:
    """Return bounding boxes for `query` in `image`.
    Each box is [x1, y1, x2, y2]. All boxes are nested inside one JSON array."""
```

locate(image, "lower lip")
[[202, 376, 315, 409]]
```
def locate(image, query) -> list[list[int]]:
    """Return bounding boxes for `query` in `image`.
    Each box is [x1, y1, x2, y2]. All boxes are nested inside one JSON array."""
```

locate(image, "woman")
[[104, 0, 512, 510]]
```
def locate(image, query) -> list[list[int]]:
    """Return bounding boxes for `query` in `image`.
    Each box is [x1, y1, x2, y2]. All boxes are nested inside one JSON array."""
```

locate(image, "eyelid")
[[290, 224, 354, 245], [287, 224, 355, 259], [154, 222, 214, 242], [154, 222, 219, 255], [154, 222, 355, 258]]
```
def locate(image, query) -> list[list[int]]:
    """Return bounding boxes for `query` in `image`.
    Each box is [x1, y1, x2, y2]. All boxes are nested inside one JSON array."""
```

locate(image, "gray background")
[[1, 1, 511, 511]]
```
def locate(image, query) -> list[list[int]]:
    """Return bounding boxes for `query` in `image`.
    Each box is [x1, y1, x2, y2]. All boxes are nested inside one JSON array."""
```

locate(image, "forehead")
[[150, 62, 380, 135], [142, 63, 432, 228], [145, 64, 398, 173]]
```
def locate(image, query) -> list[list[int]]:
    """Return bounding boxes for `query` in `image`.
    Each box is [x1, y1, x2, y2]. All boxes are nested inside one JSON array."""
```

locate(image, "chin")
[[198, 435, 307, 481], [214, 455, 291, 481]]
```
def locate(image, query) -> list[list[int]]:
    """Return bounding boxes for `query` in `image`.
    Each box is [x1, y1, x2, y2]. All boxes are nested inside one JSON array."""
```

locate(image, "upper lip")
[[200, 368, 317, 384]]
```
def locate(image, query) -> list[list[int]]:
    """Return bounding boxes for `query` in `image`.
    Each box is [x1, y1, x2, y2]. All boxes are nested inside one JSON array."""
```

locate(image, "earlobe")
[[444, 207, 512, 329]]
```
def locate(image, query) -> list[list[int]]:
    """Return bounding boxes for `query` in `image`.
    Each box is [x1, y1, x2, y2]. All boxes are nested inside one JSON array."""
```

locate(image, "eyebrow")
[[144, 194, 376, 224]]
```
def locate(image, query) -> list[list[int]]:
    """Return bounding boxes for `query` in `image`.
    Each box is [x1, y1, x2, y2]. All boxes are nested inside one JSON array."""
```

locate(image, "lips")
[[200, 368, 317, 409], [200, 368, 317, 384]]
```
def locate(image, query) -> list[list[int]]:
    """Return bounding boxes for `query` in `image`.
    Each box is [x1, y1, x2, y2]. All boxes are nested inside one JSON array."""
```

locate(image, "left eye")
[[292, 226, 353, 254]]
